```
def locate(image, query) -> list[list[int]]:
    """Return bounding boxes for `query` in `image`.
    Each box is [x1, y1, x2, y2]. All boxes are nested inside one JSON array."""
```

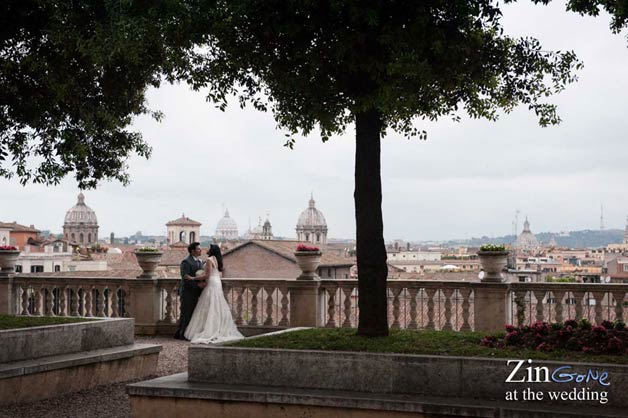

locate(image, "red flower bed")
[[481, 319, 628, 355], [0, 245, 18, 251], [296, 244, 320, 252]]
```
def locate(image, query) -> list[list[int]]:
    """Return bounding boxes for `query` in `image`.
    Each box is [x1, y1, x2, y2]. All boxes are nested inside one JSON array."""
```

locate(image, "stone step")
[[1, 343, 161, 405], [128, 373, 625, 418], [0, 343, 160, 379]]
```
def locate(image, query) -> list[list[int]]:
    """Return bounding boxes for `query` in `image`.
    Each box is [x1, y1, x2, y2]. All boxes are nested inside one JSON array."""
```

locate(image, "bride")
[[183, 244, 243, 343]]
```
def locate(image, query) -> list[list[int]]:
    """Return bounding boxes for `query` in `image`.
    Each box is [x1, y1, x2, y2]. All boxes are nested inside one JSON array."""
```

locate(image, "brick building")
[[222, 240, 354, 279]]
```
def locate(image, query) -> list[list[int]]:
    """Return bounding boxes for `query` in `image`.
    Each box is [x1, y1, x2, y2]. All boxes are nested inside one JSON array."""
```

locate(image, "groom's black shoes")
[[173, 331, 189, 341]]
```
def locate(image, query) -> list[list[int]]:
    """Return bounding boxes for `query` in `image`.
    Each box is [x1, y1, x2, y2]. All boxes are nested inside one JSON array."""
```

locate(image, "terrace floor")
[[0, 336, 189, 418]]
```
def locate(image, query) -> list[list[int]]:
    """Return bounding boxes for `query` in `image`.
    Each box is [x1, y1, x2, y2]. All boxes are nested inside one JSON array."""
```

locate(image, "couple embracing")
[[174, 242, 243, 343]]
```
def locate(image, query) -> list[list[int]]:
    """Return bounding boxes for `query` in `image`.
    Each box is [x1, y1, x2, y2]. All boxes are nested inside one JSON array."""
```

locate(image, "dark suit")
[[174, 255, 204, 339]]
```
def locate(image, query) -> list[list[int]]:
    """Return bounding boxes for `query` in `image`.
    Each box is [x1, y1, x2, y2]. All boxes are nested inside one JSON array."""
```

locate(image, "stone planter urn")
[[477, 251, 509, 282], [294, 251, 322, 280], [134, 251, 163, 278], [0, 249, 20, 276]]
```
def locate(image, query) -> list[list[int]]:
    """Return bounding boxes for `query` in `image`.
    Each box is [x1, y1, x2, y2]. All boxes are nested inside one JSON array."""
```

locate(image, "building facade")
[[166, 214, 202, 245]]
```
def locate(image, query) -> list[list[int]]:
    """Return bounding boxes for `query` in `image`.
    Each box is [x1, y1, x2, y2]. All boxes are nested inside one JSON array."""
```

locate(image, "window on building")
[[30, 265, 44, 273], [54, 265, 61, 272], [15, 265, 22, 273], [88, 233, 92, 244], [71, 233, 75, 241], [623, 265, 628, 272], [79, 233, 84, 243]]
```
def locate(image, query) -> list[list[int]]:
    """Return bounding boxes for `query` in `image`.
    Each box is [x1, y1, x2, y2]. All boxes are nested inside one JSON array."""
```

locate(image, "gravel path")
[[0, 337, 190, 418]]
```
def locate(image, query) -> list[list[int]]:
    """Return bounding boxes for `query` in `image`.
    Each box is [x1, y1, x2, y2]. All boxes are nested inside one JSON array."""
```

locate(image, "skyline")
[[2, 2, 628, 241]]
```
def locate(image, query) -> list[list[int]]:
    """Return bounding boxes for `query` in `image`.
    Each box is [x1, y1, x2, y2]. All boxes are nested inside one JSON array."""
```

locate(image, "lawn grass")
[[228, 328, 628, 364], [0, 315, 98, 330]]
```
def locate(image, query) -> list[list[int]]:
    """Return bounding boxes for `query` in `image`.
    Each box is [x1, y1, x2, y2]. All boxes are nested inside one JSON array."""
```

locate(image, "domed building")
[[243, 215, 274, 240], [215, 209, 239, 240], [296, 195, 328, 245], [262, 216, 273, 240], [63, 192, 99, 245], [516, 217, 540, 251]]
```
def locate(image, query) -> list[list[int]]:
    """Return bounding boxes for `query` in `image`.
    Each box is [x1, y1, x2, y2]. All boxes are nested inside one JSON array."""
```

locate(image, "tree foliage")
[[0, 0, 197, 187]]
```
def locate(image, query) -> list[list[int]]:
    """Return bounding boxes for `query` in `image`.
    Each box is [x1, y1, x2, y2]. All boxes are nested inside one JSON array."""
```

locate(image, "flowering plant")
[[136, 247, 159, 253], [0, 245, 18, 251], [479, 244, 506, 252], [296, 244, 320, 252], [481, 319, 628, 355]]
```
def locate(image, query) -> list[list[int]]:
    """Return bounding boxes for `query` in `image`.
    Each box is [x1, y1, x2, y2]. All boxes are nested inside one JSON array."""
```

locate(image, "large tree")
[[183, 0, 582, 336], [3, 1, 627, 336]]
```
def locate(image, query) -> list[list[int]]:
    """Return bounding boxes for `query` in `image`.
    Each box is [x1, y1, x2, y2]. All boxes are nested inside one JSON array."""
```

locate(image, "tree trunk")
[[355, 109, 389, 337]]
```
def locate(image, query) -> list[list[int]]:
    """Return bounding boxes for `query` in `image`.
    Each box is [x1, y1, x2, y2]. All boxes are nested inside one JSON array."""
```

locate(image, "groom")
[[174, 242, 205, 340]]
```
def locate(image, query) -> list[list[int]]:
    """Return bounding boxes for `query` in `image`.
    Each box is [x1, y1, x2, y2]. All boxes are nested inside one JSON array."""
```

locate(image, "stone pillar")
[[127, 279, 162, 335], [0, 275, 14, 315], [289, 280, 325, 327], [473, 283, 510, 333]]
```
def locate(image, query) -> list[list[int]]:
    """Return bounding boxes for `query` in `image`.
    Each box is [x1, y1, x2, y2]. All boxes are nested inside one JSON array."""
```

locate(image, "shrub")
[[481, 319, 628, 355]]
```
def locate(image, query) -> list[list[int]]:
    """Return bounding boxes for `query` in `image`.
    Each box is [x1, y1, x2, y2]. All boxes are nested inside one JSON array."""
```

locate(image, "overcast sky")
[[2, 2, 628, 242]]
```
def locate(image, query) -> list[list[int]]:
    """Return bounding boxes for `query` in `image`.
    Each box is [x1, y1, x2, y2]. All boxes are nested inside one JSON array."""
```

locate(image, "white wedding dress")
[[184, 257, 244, 344]]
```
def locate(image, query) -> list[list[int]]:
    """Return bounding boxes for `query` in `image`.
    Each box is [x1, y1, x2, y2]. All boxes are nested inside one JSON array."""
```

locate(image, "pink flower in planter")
[[0, 246, 17, 251], [296, 244, 320, 252]]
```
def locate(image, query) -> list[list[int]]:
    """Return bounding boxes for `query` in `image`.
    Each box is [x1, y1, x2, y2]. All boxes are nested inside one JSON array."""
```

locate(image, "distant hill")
[[441, 229, 624, 249]]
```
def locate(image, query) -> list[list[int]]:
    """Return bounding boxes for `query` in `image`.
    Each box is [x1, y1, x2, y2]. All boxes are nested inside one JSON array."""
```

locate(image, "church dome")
[[216, 210, 238, 231], [297, 196, 327, 229], [64, 192, 98, 225], [516, 217, 539, 250], [215, 209, 239, 239]]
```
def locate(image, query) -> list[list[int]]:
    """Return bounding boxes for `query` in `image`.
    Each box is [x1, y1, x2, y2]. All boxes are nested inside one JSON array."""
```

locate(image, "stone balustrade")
[[2, 274, 628, 334], [509, 282, 628, 327]]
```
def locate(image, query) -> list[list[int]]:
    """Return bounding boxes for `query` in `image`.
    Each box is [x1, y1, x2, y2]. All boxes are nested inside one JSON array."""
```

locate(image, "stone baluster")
[[460, 288, 472, 332], [96, 287, 106, 317], [43, 287, 53, 316], [84, 287, 93, 317], [163, 286, 174, 323], [554, 290, 565, 323], [33, 286, 42, 316], [513, 291, 526, 326], [613, 291, 625, 322], [342, 286, 353, 328], [264, 286, 275, 326], [407, 287, 419, 330], [325, 286, 337, 328], [111, 286, 120, 318], [235, 287, 244, 326], [70, 287, 80, 316], [532, 290, 545, 323], [390, 287, 403, 329], [249, 286, 260, 326], [278, 286, 289, 327], [593, 291, 605, 325], [58, 285, 67, 316], [442, 288, 454, 331], [21, 284, 29, 315], [425, 288, 436, 330], [573, 291, 584, 321]]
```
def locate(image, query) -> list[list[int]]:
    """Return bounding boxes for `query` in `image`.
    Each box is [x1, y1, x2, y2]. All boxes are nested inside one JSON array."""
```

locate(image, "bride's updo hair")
[[208, 244, 224, 272]]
